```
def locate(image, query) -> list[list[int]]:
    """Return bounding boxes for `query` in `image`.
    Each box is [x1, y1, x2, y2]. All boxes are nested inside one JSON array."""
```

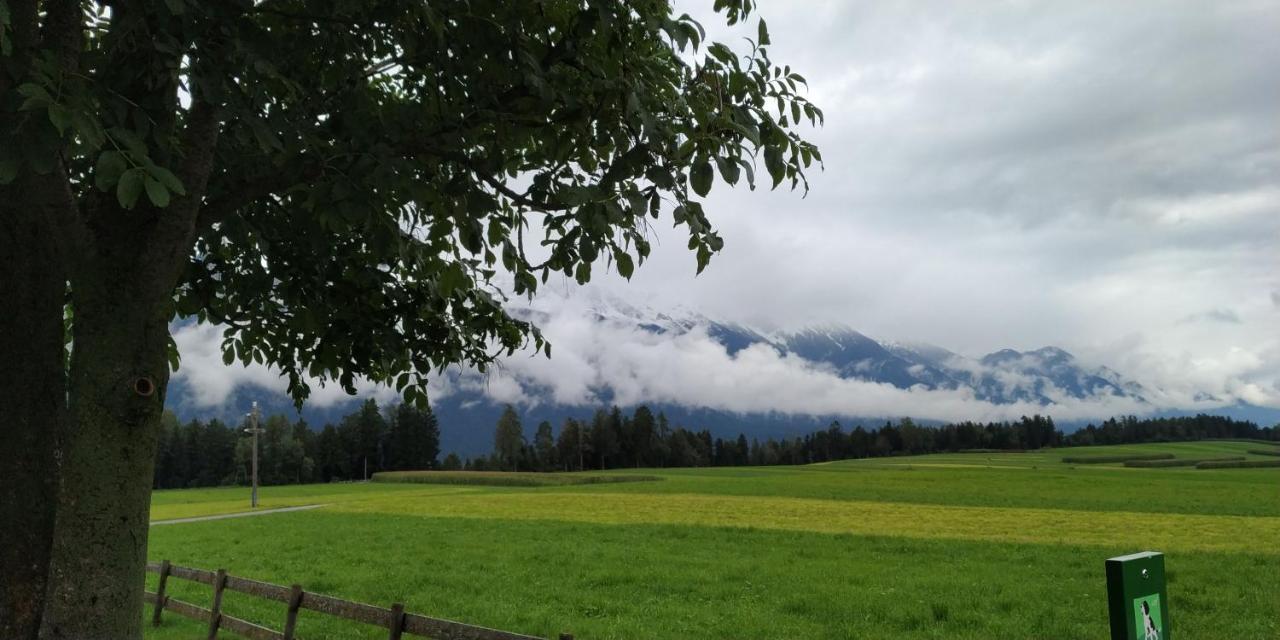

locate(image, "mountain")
[[165, 291, 1279, 456]]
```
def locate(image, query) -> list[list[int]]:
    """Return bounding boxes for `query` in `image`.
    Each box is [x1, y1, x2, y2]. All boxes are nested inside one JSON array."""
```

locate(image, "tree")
[[339, 399, 387, 479], [0, 2, 818, 636], [316, 424, 346, 482], [557, 417, 588, 471], [589, 408, 619, 469], [493, 405, 525, 471], [387, 402, 442, 471], [534, 420, 556, 471], [441, 452, 463, 471], [630, 405, 656, 467]]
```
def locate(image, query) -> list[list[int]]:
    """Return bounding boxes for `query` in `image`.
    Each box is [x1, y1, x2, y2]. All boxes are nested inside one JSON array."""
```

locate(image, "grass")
[[142, 440, 1280, 639], [371, 470, 662, 487], [1247, 448, 1280, 457]]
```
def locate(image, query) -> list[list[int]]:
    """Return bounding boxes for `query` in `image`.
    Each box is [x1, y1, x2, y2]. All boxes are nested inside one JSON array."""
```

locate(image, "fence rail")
[[145, 560, 571, 640]]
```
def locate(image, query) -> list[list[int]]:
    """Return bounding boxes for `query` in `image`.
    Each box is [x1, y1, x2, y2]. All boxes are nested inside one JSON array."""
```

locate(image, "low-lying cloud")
[[170, 285, 1279, 424]]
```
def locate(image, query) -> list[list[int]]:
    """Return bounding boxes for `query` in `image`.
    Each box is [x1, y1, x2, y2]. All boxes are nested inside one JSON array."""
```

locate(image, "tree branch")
[[145, 89, 222, 299], [25, 166, 92, 276], [195, 152, 326, 238]]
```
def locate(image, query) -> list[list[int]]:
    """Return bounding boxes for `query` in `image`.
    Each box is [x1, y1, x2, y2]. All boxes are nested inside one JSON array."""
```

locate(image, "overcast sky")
[[174, 0, 1280, 419], [593, 0, 1280, 404]]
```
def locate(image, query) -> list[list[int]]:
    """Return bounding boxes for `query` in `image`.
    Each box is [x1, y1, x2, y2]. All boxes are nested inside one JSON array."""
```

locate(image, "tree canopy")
[[4, 0, 820, 403], [0, 1, 819, 637]]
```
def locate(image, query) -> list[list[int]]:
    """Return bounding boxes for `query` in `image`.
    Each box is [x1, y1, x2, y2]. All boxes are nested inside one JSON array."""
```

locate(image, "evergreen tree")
[[557, 418, 588, 471], [388, 403, 442, 471], [631, 406, 657, 468], [493, 405, 525, 471], [534, 421, 556, 472], [339, 399, 387, 479], [590, 408, 620, 469]]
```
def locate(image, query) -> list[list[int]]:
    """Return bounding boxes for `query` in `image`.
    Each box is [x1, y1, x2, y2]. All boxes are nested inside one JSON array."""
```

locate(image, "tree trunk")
[[37, 273, 171, 640], [0, 192, 64, 640]]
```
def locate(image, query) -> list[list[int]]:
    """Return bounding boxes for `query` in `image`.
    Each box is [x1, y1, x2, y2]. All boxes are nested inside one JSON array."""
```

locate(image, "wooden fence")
[[144, 560, 573, 640]]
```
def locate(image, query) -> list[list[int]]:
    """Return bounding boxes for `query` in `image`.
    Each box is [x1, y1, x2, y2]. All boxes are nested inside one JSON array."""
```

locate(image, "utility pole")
[[244, 401, 263, 508]]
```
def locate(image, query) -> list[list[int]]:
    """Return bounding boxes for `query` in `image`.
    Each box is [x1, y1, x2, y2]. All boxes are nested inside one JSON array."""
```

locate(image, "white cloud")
[[171, 323, 413, 410]]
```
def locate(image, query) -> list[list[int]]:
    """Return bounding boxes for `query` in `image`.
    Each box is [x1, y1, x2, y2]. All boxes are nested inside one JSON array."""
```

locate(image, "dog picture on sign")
[[1132, 594, 1162, 640]]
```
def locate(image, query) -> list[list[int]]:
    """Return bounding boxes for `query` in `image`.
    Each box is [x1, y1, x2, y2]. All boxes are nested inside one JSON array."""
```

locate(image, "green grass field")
[[143, 440, 1280, 639]]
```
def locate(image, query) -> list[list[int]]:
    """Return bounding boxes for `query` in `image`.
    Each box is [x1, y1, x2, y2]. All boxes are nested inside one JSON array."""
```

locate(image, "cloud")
[[1179, 309, 1243, 325], [469, 293, 1159, 422], [170, 280, 1280, 423], [171, 323, 414, 410]]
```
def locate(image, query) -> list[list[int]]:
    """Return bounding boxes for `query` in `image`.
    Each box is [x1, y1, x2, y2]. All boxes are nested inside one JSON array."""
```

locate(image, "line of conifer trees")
[[152, 399, 440, 489], [468, 406, 1276, 472], [153, 398, 1275, 487]]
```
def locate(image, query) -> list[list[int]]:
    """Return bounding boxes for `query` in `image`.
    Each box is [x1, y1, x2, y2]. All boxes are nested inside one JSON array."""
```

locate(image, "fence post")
[[387, 602, 406, 640], [207, 568, 228, 640], [282, 584, 304, 640], [151, 560, 171, 626]]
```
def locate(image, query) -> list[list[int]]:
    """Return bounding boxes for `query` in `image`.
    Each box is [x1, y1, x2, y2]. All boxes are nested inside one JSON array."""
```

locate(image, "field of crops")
[[143, 440, 1279, 639]]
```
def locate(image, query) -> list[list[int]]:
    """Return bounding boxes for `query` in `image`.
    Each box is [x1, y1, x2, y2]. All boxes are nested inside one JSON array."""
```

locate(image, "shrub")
[[1196, 460, 1280, 469], [1061, 453, 1174, 464], [1124, 457, 1244, 468], [1247, 449, 1280, 457], [370, 470, 662, 487]]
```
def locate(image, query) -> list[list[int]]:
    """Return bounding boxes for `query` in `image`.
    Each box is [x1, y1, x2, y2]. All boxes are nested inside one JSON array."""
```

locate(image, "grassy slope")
[[143, 441, 1280, 639]]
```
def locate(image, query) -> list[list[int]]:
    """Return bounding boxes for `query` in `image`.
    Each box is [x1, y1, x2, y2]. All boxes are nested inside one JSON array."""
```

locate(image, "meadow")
[[143, 440, 1280, 639]]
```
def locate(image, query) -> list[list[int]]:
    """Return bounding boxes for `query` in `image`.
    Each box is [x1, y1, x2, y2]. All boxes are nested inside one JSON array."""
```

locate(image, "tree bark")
[[37, 252, 172, 639], [0, 183, 64, 640]]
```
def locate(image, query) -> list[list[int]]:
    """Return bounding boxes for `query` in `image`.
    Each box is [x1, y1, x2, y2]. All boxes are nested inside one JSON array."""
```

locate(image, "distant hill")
[[165, 291, 1280, 456]]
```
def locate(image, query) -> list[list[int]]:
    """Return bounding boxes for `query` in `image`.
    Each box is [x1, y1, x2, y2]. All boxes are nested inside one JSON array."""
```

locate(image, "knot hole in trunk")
[[132, 376, 155, 397]]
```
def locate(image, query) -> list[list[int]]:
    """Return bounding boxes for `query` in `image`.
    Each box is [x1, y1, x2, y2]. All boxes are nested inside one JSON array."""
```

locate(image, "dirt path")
[[150, 504, 327, 526]]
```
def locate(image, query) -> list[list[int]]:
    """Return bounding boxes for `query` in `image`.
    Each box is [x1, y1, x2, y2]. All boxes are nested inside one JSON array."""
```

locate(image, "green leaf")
[[147, 165, 186, 195], [116, 168, 145, 209], [46, 103, 71, 135], [690, 157, 713, 197], [438, 263, 467, 297], [707, 43, 735, 65], [144, 176, 170, 207], [757, 19, 770, 46], [695, 244, 713, 274], [221, 348, 235, 366], [94, 151, 127, 191], [16, 83, 51, 111], [764, 146, 785, 188], [615, 249, 634, 279], [108, 127, 149, 156], [166, 336, 181, 372], [715, 156, 740, 185]]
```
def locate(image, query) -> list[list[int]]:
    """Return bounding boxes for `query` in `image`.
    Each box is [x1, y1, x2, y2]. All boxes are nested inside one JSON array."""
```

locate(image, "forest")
[[477, 406, 1276, 471], [153, 400, 1274, 488]]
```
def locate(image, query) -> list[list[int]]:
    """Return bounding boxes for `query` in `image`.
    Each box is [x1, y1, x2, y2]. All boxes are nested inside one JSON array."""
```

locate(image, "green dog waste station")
[[1106, 551, 1169, 640]]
